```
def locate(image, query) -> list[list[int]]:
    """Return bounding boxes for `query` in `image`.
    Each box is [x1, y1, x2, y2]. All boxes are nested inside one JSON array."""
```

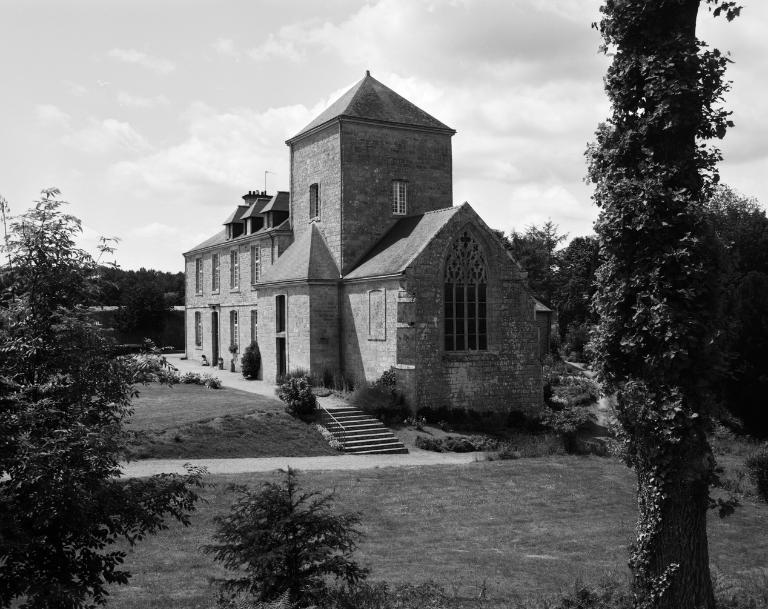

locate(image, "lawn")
[[106, 457, 768, 608], [124, 383, 338, 459]]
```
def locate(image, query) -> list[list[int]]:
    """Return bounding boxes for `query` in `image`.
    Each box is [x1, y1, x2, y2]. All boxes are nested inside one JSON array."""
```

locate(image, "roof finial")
[[366, 69, 370, 77]]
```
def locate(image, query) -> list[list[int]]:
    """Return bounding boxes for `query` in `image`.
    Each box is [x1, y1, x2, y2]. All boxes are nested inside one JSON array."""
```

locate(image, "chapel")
[[184, 72, 543, 415]]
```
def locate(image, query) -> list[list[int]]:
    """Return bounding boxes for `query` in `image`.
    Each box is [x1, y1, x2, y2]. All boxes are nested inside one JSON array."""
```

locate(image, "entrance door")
[[276, 337, 286, 379], [211, 311, 219, 364]]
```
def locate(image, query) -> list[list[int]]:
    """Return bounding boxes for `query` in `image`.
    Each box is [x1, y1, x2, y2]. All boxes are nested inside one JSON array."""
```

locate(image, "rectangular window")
[[250, 308, 258, 343], [230, 310, 239, 350], [212, 253, 220, 292], [250, 244, 260, 284], [444, 282, 487, 351], [392, 181, 407, 215], [367, 289, 386, 340], [195, 258, 203, 294], [275, 295, 286, 333], [230, 249, 239, 289], [194, 311, 202, 347], [271, 240, 277, 264], [309, 183, 320, 220]]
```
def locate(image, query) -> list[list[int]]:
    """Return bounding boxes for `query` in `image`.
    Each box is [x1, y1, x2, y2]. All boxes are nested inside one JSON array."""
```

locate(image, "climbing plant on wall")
[[587, 1, 741, 608]]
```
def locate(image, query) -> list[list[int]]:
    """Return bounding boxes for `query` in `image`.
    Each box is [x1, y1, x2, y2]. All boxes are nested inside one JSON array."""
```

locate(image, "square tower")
[[286, 72, 456, 275]]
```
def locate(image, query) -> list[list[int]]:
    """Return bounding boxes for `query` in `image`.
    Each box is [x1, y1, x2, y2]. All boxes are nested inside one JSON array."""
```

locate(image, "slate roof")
[[344, 205, 461, 280], [288, 72, 455, 143], [222, 205, 250, 224], [534, 299, 552, 313], [258, 223, 339, 284], [260, 191, 289, 213], [184, 219, 291, 256]]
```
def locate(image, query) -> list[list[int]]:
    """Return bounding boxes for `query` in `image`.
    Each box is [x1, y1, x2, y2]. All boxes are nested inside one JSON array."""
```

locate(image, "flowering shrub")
[[178, 371, 222, 389], [315, 424, 344, 451], [278, 376, 317, 417]]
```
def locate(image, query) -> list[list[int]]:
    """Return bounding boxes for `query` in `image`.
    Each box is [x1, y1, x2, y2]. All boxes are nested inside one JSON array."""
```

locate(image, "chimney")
[[242, 190, 259, 204]]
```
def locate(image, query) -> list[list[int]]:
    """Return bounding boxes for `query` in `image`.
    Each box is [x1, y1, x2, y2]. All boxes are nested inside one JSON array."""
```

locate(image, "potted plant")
[[228, 343, 238, 372]]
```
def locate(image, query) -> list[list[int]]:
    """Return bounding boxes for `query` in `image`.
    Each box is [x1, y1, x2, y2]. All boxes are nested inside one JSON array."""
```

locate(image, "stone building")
[[184, 72, 542, 415]]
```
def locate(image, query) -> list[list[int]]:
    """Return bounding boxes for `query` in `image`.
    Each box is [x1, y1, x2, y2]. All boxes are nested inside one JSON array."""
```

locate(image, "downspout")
[[337, 119, 344, 374]]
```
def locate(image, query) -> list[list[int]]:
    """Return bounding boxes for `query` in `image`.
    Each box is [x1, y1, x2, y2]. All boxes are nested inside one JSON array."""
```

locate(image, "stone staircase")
[[320, 406, 408, 455]]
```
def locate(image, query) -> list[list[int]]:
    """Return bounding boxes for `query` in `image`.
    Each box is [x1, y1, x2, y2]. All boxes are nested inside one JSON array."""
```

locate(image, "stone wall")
[[183, 230, 292, 369], [340, 278, 401, 385], [290, 124, 342, 269], [339, 122, 453, 274], [308, 283, 341, 374], [256, 286, 311, 383], [403, 207, 542, 416]]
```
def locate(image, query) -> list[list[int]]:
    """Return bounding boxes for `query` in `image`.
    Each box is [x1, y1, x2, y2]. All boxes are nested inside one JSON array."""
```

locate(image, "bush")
[[351, 384, 409, 425], [204, 468, 368, 606], [414, 435, 498, 453], [278, 376, 317, 418], [178, 371, 223, 389], [241, 342, 261, 379], [563, 322, 591, 361], [745, 446, 768, 503]]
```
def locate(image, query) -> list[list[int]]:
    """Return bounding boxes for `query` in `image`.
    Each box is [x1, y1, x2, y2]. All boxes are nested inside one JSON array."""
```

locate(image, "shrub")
[[563, 322, 591, 361], [278, 376, 317, 418], [351, 384, 409, 425], [745, 446, 768, 503], [315, 424, 344, 451], [414, 435, 498, 453], [204, 468, 368, 606], [178, 371, 222, 389], [241, 342, 261, 379], [404, 416, 427, 431], [549, 581, 632, 609]]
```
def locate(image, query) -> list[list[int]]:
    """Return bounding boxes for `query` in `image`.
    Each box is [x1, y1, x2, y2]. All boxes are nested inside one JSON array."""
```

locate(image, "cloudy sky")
[[2, 0, 766, 272]]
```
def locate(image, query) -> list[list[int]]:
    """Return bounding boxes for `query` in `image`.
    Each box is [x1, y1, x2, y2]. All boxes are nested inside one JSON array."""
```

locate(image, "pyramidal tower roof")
[[287, 71, 455, 143]]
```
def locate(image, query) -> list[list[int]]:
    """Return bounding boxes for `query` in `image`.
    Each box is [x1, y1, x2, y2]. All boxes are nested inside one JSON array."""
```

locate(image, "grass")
[[128, 383, 284, 430], [106, 457, 768, 608], [125, 383, 337, 459]]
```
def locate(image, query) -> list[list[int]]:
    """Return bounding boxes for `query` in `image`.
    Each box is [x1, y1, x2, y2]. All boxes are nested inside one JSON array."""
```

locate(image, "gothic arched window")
[[444, 231, 488, 351]]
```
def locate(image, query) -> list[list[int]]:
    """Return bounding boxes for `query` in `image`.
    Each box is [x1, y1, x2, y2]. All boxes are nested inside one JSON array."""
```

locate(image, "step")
[[320, 406, 407, 454]]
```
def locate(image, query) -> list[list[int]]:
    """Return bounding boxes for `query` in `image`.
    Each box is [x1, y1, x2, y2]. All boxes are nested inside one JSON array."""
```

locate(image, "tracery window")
[[444, 231, 487, 351]]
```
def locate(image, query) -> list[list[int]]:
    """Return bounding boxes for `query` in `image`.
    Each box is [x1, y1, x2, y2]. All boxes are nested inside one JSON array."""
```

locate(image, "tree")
[[204, 468, 368, 607], [704, 186, 768, 436], [0, 189, 204, 608], [587, 2, 741, 608], [553, 235, 601, 340], [503, 220, 567, 306]]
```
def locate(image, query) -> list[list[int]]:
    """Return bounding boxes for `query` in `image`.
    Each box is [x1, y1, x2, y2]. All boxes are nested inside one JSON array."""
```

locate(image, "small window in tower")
[[309, 183, 320, 221], [392, 181, 407, 215]]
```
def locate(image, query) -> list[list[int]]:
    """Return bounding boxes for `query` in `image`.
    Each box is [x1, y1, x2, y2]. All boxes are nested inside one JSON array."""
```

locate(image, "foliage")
[[500, 221, 567, 306], [278, 376, 317, 418], [744, 447, 768, 503], [414, 434, 498, 453], [704, 186, 768, 437], [96, 265, 184, 307], [179, 371, 222, 389], [404, 415, 427, 430], [351, 383, 408, 425], [554, 236, 601, 339], [322, 581, 449, 609], [563, 322, 592, 362], [0, 189, 204, 608], [241, 341, 261, 379], [315, 425, 344, 451], [588, 2, 741, 605], [204, 468, 368, 606]]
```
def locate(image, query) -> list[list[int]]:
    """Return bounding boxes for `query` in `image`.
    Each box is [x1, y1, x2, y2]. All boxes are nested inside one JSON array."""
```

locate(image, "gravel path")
[[121, 450, 483, 478]]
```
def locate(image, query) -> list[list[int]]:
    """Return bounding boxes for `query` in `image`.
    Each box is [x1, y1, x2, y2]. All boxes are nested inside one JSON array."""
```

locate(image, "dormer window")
[[392, 180, 407, 215], [309, 183, 320, 221]]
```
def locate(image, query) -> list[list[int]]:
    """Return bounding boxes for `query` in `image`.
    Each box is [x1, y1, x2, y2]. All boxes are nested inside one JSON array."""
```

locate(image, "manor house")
[[184, 72, 543, 414]]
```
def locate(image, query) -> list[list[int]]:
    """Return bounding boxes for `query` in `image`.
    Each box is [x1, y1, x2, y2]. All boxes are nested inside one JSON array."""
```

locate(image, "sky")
[[1, 0, 766, 272]]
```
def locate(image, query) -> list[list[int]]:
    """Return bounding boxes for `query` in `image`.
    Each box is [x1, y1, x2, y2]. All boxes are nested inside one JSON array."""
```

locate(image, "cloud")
[[212, 38, 241, 61], [130, 222, 182, 238], [36, 104, 71, 127], [109, 101, 312, 198], [108, 48, 175, 75], [117, 91, 171, 108], [247, 31, 304, 63], [63, 118, 153, 155]]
